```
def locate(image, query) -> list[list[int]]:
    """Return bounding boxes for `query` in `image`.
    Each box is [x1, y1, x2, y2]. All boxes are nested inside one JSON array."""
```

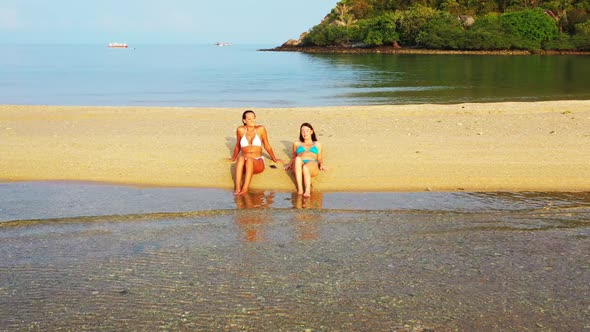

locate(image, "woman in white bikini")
[[284, 123, 327, 197], [229, 110, 282, 195]]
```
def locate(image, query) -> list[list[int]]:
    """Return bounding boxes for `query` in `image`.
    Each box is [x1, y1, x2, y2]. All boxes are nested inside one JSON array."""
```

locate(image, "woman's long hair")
[[299, 122, 317, 142]]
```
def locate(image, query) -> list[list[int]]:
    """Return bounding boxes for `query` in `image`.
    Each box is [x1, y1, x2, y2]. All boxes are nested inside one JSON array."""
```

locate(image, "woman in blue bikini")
[[229, 110, 283, 195], [284, 122, 327, 197]]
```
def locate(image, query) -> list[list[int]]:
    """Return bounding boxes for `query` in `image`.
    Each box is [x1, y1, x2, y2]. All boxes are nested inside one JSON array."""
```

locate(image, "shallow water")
[[1, 181, 589, 223], [1, 181, 589, 331], [1, 206, 589, 331]]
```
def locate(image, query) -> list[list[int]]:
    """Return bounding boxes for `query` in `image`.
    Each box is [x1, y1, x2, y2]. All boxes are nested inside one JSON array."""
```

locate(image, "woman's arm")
[[317, 142, 327, 170], [228, 127, 242, 161], [284, 142, 299, 170]]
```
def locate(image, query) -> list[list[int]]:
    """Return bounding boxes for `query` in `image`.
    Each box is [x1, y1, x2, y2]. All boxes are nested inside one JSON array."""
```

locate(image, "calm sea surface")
[[1, 181, 590, 222], [1, 43, 589, 107]]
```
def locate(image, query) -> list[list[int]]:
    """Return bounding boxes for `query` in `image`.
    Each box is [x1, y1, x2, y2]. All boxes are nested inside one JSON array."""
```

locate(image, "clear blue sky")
[[0, 0, 339, 45]]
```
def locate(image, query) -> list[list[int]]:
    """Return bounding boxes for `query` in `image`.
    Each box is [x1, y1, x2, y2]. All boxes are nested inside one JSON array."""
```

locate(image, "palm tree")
[[333, 3, 356, 26]]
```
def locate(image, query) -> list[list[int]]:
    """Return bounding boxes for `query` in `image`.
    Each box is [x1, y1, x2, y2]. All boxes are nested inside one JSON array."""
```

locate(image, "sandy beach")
[[1, 100, 589, 192]]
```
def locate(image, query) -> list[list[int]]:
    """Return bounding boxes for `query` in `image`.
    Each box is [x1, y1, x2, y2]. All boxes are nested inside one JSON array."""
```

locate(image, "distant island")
[[267, 0, 590, 54]]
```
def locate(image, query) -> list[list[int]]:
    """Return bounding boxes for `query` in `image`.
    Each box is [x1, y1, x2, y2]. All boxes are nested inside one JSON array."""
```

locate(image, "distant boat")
[[215, 42, 232, 47], [108, 42, 128, 48]]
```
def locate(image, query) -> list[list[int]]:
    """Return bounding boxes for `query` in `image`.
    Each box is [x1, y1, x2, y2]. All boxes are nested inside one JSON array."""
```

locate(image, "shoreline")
[[3, 180, 589, 223], [262, 45, 590, 55], [1, 100, 590, 192]]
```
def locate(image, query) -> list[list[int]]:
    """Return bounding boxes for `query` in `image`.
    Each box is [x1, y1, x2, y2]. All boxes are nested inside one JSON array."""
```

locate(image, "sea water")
[[1, 181, 589, 223], [1, 43, 589, 107]]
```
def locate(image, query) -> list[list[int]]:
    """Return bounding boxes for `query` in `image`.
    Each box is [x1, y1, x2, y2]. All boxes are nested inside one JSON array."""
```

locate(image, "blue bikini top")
[[296, 143, 318, 155]]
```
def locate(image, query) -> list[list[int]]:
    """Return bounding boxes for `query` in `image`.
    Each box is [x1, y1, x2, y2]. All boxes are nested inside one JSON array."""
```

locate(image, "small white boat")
[[215, 42, 232, 47], [108, 42, 128, 48]]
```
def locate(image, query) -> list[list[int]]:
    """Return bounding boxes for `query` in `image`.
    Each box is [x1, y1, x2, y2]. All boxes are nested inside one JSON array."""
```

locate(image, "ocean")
[[1, 43, 590, 107]]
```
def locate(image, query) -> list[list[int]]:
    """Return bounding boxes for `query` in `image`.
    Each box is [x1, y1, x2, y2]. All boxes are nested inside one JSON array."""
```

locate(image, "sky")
[[0, 0, 340, 45]]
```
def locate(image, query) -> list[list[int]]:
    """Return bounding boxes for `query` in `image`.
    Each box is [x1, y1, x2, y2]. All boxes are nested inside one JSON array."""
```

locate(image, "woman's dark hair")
[[299, 122, 317, 142], [242, 110, 255, 125]]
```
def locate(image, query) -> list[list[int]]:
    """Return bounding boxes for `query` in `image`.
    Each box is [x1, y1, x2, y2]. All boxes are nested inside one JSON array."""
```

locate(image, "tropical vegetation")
[[301, 0, 590, 51]]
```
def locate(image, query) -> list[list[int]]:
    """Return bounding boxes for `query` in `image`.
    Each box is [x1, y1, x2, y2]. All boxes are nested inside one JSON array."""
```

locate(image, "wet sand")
[[1, 205, 589, 331], [1, 100, 590, 192]]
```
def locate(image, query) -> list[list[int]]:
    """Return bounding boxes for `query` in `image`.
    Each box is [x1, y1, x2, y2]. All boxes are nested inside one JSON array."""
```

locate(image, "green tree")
[[545, 0, 574, 32], [499, 8, 559, 48], [372, 0, 402, 11], [345, 0, 374, 19], [467, 0, 501, 15], [299, 0, 589, 50], [575, 19, 590, 34], [332, 2, 357, 26], [506, 0, 541, 11], [304, 24, 352, 46], [571, 33, 590, 49], [358, 13, 400, 45], [542, 33, 576, 49], [439, 0, 467, 15], [566, 8, 590, 34], [398, 4, 439, 45], [465, 13, 512, 49], [416, 12, 466, 48]]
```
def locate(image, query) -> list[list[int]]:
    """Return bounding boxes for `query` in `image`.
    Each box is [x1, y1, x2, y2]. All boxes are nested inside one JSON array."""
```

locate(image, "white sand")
[[1, 101, 589, 191]]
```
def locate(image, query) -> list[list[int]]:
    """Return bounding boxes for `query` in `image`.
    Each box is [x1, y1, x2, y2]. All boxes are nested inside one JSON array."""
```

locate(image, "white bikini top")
[[240, 128, 262, 147]]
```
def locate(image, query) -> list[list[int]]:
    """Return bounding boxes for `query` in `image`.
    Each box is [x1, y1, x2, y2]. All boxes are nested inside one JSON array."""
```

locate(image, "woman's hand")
[[284, 161, 293, 171], [319, 163, 328, 171]]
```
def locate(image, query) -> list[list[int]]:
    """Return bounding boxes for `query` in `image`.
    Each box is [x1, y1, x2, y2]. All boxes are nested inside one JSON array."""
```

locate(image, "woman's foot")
[[296, 185, 304, 195], [303, 191, 311, 198]]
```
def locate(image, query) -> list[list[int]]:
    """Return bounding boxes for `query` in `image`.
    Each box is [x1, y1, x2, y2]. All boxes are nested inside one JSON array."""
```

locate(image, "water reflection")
[[232, 191, 324, 242], [307, 53, 590, 104], [291, 192, 323, 210], [322, 191, 590, 212], [472, 191, 590, 209], [233, 191, 275, 209], [2, 181, 589, 224], [291, 193, 323, 241], [232, 191, 324, 210], [233, 191, 274, 242]]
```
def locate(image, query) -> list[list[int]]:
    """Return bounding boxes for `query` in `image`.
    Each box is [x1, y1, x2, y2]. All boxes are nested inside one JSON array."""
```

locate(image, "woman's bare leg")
[[302, 164, 312, 197], [302, 162, 319, 198], [234, 156, 245, 195], [294, 157, 304, 195], [238, 158, 264, 195]]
